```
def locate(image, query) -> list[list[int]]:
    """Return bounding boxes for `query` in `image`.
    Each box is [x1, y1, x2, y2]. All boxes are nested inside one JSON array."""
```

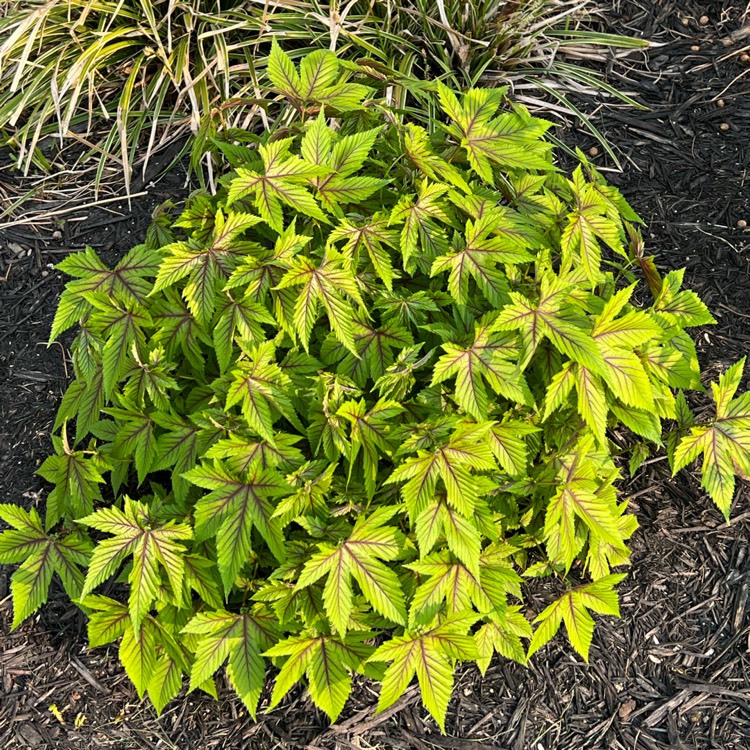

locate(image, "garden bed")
[[1, 1, 750, 748]]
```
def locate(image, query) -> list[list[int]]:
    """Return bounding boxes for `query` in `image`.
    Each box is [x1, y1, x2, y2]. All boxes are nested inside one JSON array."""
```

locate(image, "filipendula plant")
[[2, 45, 749, 730]]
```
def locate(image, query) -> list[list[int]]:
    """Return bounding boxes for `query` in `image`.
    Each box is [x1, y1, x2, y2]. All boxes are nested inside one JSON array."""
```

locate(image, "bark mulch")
[[2, 1, 750, 747]]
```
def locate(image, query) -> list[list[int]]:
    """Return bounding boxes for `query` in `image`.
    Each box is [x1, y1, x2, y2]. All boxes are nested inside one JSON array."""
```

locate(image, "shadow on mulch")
[[2, 1, 750, 748]]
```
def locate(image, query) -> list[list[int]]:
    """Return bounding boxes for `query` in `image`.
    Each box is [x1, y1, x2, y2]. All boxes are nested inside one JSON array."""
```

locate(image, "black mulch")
[[2, 1, 750, 747]]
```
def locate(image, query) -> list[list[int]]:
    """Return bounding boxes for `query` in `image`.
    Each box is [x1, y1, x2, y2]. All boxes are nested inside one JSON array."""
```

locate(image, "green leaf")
[[370, 612, 477, 731], [79, 497, 192, 631], [185, 461, 290, 593], [183, 610, 277, 717], [0, 504, 91, 629], [673, 359, 750, 517], [438, 84, 552, 179], [494, 275, 605, 372], [528, 575, 624, 661], [296, 508, 406, 631], [120, 619, 157, 698], [275, 248, 363, 354], [265, 632, 372, 721], [227, 140, 329, 232]]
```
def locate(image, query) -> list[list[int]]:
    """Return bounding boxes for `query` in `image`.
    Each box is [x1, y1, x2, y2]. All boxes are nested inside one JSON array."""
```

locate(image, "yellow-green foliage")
[[1, 45, 748, 731]]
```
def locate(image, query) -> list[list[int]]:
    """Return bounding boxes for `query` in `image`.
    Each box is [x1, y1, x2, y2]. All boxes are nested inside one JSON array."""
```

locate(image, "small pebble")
[[737, 219, 748, 229], [719, 122, 730, 131], [690, 45, 700, 52], [699, 15, 709, 26], [717, 99, 725, 108], [588, 146, 599, 157], [52, 230, 62, 240], [741, 53, 750, 63], [680, 17, 690, 26]]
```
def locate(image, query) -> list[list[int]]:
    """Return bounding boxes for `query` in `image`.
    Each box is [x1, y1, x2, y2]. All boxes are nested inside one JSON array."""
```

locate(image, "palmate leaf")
[[527, 575, 625, 661], [79, 497, 192, 631], [337, 398, 403, 499], [225, 341, 300, 442], [431, 320, 531, 420], [106, 402, 158, 485], [296, 507, 407, 632], [653, 269, 716, 328], [673, 358, 750, 517], [212, 291, 277, 373], [475, 607, 532, 670], [431, 215, 533, 307], [369, 612, 478, 731], [493, 274, 605, 372], [37, 438, 106, 529], [227, 139, 329, 232], [151, 412, 204, 503], [183, 609, 279, 717], [302, 115, 387, 212], [387, 422, 497, 519], [489, 421, 538, 477], [326, 318, 413, 388], [153, 209, 262, 325], [544, 440, 627, 569], [0, 505, 91, 629], [265, 631, 374, 721], [402, 124, 470, 191], [275, 248, 363, 354], [184, 461, 291, 593], [267, 39, 370, 113], [204, 432, 304, 475], [85, 294, 151, 398], [438, 84, 553, 180], [57, 244, 160, 306], [561, 167, 626, 285], [390, 180, 453, 272], [406, 548, 522, 626], [329, 215, 399, 290]]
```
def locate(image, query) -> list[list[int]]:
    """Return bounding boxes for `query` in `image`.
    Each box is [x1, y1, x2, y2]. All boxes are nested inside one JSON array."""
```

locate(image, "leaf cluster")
[[2, 47, 748, 730]]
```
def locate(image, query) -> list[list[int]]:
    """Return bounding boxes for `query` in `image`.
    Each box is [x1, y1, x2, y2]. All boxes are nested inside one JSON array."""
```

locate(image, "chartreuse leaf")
[[227, 139, 329, 231], [561, 167, 626, 285], [265, 631, 373, 721], [431, 215, 532, 306], [58, 244, 160, 304], [267, 39, 370, 113], [0, 505, 91, 629], [184, 461, 291, 593], [337, 398, 403, 498], [673, 358, 750, 517], [183, 609, 278, 717], [79, 497, 192, 631], [493, 274, 605, 372], [432, 321, 530, 420], [544, 440, 627, 570], [438, 83, 552, 179], [296, 507, 406, 632], [153, 209, 261, 325], [275, 248, 363, 354], [13, 52, 750, 730], [387, 422, 496, 521], [370, 612, 478, 731], [528, 575, 625, 661]]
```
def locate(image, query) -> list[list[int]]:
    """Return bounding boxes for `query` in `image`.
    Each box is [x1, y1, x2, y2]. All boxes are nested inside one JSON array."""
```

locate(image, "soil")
[[2, 1, 750, 748]]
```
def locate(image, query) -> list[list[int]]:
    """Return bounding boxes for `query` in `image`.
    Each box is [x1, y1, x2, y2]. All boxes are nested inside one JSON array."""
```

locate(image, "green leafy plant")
[[2, 47, 748, 730]]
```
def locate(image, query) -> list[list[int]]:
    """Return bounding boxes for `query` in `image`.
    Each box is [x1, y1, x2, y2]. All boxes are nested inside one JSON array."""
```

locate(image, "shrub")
[[2, 45, 748, 729]]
